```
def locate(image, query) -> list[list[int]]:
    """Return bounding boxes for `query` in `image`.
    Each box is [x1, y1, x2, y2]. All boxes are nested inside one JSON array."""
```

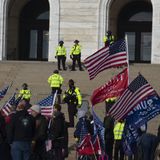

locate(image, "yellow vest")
[[103, 35, 115, 44], [114, 122, 125, 140], [18, 89, 31, 100], [63, 87, 82, 105], [70, 44, 81, 55], [48, 74, 64, 88], [55, 46, 66, 56]]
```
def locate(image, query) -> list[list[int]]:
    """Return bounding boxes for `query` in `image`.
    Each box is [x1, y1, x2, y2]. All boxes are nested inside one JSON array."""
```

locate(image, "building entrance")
[[19, 0, 49, 60], [118, 1, 152, 63]]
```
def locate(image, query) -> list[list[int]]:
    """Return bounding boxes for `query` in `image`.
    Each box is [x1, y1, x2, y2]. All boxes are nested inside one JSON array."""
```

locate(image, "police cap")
[[53, 70, 59, 74], [59, 40, 64, 45], [68, 79, 74, 85], [74, 40, 79, 44], [22, 83, 28, 88]]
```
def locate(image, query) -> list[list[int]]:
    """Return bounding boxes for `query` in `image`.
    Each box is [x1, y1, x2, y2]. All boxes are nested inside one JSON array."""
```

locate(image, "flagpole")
[[48, 90, 58, 129], [125, 34, 130, 85]]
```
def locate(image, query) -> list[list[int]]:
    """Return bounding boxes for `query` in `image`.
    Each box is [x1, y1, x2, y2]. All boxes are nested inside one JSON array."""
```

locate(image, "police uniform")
[[70, 40, 83, 71], [63, 86, 82, 127], [48, 71, 64, 104], [114, 121, 125, 160], [55, 41, 67, 70], [103, 34, 115, 47], [18, 89, 31, 101]]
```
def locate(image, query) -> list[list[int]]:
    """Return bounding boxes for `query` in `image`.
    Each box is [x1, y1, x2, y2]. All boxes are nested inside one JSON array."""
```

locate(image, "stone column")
[[151, 0, 160, 64], [48, 0, 60, 62]]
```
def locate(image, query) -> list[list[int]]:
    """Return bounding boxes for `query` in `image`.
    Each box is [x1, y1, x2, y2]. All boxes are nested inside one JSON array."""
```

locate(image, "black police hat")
[[74, 40, 79, 44], [59, 40, 64, 44], [53, 70, 59, 74]]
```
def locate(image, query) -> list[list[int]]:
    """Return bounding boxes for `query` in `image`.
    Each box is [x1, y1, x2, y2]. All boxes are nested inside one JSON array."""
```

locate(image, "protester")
[[0, 111, 12, 160], [137, 126, 160, 160], [48, 104, 65, 160], [114, 120, 125, 160], [8, 101, 35, 160], [55, 40, 67, 71], [103, 107, 114, 160], [63, 79, 82, 127], [70, 40, 84, 71], [30, 104, 48, 160], [74, 110, 94, 143], [48, 70, 64, 104]]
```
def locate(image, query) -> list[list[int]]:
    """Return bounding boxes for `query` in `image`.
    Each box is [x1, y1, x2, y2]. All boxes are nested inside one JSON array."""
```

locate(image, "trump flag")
[[91, 68, 128, 105]]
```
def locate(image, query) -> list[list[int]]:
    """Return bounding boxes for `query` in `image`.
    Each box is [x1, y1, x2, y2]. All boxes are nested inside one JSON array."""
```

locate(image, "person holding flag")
[[30, 104, 48, 160]]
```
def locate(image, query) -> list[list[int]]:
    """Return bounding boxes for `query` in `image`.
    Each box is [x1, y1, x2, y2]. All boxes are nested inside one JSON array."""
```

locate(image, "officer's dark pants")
[[71, 55, 82, 70], [67, 103, 77, 127], [114, 140, 124, 160], [105, 138, 114, 160], [52, 88, 61, 104], [57, 55, 66, 70]]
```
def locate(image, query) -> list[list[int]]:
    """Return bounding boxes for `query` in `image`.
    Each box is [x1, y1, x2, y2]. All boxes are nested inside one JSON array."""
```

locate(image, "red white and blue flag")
[[1, 93, 17, 116], [0, 85, 9, 101], [84, 39, 127, 80], [108, 74, 156, 120], [37, 92, 57, 117]]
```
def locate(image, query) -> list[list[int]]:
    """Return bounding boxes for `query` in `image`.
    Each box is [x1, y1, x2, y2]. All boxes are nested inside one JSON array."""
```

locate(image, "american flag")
[[1, 93, 16, 116], [84, 39, 127, 80], [108, 74, 156, 120], [37, 92, 57, 117], [0, 85, 9, 101]]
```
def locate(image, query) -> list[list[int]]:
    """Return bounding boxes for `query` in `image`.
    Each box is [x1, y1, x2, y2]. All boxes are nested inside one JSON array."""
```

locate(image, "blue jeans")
[[11, 141, 31, 160]]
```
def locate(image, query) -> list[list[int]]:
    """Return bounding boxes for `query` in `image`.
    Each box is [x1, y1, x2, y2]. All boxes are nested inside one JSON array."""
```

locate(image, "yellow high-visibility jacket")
[[55, 46, 66, 56], [114, 122, 125, 140], [48, 73, 64, 88], [103, 35, 115, 45], [70, 44, 81, 55], [18, 89, 31, 100], [63, 87, 82, 106]]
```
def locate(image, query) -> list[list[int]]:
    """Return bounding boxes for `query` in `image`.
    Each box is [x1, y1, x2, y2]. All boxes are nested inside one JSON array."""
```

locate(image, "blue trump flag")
[[123, 94, 160, 155], [126, 94, 160, 129]]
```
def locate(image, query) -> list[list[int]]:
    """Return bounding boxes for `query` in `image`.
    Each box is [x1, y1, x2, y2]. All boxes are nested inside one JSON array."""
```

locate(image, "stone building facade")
[[0, 0, 160, 64]]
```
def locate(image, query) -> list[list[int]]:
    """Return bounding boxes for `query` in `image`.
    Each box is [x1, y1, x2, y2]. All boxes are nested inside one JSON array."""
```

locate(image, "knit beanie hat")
[[30, 105, 41, 114]]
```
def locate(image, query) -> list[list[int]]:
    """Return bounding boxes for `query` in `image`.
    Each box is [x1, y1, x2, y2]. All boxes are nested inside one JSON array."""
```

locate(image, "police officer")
[[70, 40, 83, 71], [114, 120, 125, 160], [48, 70, 64, 104], [63, 79, 82, 127], [18, 83, 31, 103], [55, 40, 67, 71], [103, 31, 115, 47]]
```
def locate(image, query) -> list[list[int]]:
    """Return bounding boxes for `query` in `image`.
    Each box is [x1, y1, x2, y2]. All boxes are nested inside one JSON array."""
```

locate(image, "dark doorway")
[[19, 0, 49, 60], [118, 1, 152, 63]]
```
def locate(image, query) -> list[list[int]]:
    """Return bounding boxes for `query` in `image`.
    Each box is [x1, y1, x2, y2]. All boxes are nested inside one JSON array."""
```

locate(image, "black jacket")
[[0, 114, 6, 143], [103, 115, 114, 140], [33, 114, 48, 143], [8, 110, 35, 143], [49, 111, 65, 147]]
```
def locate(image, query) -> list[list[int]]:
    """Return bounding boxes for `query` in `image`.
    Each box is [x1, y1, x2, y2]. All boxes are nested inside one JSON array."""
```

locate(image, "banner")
[[126, 94, 160, 129], [91, 68, 128, 105]]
